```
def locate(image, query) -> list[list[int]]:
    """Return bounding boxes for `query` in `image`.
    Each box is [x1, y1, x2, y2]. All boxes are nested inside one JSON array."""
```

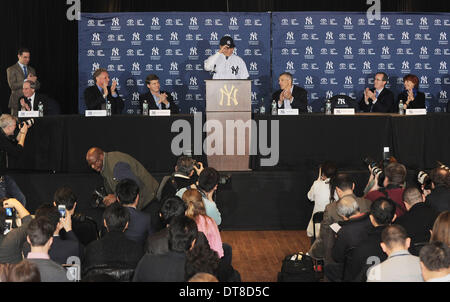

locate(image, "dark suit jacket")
[[395, 202, 439, 245], [83, 231, 144, 273], [138, 91, 179, 114], [23, 231, 83, 265], [17, 93, 60, 115], [309, 195, 372, 264], [344, 226, 387, 282], [359, 88, 395, 113], [271, 85, 308, 113], [84, 85, 124, 114], [132, 250, 186, 282], [124, 207, 153, 246], [7, 63, 40, 115], [425, 185, 450, 213], [332, 213, 372, 264], [397, 91, 426, 109]]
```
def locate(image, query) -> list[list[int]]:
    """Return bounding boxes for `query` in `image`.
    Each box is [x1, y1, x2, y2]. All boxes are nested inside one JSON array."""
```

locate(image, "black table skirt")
[[7, 113, 450, 173]]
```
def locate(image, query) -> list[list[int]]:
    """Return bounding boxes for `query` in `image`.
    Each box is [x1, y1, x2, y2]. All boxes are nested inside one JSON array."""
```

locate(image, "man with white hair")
[[0, 114, 30, 205], [272, 72, 308, 112]]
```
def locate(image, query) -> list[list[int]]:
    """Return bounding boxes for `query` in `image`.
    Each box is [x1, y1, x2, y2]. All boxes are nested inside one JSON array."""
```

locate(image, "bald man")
[[86, 148, 159, 211]]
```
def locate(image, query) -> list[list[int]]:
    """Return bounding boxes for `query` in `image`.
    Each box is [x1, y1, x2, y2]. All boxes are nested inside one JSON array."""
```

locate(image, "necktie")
[[375, 90, 379, 98], [23, 66, 28, 78], [26, 98, 32, 110]]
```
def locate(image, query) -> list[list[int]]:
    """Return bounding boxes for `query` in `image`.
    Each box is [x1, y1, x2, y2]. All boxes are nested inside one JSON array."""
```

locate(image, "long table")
[[8, 113, 450, 173]]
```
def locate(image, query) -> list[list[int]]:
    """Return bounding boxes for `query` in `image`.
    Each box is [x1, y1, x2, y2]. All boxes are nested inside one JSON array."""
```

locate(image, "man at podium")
[[204, 36, 249, 80]]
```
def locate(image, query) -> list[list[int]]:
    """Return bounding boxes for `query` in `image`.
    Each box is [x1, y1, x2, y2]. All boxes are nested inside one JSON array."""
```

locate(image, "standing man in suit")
[[359, 72, 395, 113], [139, 74, 179, 114], [272, 72, 308, 113], [84, 68, 124, 114], [7, 48, 40, 116]]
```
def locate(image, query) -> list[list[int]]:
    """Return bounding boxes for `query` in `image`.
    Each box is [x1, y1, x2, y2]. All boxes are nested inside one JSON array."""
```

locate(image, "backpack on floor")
[[277, 252, 318, 282]]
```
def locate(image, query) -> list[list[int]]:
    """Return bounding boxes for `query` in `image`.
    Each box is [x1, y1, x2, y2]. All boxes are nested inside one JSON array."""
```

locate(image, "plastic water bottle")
[[325, 99, 332, 115], [271, 100, 277, 115], [260, 98, 266, 115], [142, 100, 149, 116], [38, 101, 44, 117], [106, 100, 112, 116], [398, 100, 404, 115]]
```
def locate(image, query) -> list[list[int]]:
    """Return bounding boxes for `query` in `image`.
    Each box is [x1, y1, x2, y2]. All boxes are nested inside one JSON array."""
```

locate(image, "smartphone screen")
[[5, 208, 13, 217], [58, 205, 66, 218]]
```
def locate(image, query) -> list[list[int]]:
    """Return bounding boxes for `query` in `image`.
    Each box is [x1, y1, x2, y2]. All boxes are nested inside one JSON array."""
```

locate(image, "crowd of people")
[[307, 160, 449, 282], [0, 153, 242, 282]]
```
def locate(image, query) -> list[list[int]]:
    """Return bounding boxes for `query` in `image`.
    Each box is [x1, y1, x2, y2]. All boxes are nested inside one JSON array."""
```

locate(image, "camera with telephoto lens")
[[13, 119, 34, 138], [92, 187, 107, 208], [363, 157, 385, 187]]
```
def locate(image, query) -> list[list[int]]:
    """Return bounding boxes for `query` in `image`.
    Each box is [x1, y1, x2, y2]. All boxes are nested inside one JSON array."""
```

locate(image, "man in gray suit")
[[6, 48, 40, 116], [367, 225, 423, 282]]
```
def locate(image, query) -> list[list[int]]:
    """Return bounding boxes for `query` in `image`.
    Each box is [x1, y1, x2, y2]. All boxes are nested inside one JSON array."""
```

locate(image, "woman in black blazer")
[[397, 74, 426, 109]]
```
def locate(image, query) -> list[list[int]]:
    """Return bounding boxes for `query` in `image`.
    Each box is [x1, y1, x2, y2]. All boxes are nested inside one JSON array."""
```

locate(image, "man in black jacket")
[[359, 72, 395, 113], [139, 74, 179, 114], [145, 196, 187, 255], [324, 195, 371, 281], [396, 187, 439, 254], [0, 114, 29, 206], [84, 68, 124, 114], [272, 72, 308, 113], [83, 203, 143, 275], [344, 198, 397, 281], [133, 216, 197, 282], [426, 167, 450, 213]]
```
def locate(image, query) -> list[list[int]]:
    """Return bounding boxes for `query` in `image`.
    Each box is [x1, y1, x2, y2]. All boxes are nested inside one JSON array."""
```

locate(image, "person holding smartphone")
[[0, 114, 30, 206], [0, 198, 32, 264]]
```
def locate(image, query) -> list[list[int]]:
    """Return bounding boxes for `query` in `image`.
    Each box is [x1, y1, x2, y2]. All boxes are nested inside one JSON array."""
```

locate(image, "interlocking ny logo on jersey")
[[231, 66, 239, 75], [219, 85, 239, 106]]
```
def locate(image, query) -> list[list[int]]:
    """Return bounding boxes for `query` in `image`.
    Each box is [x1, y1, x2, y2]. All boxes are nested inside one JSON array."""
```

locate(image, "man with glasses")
[[359, 72, 395, 113]]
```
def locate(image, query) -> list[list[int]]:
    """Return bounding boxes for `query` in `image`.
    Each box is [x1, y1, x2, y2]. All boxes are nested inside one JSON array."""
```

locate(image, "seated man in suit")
[[17, 80, 59, 115], [359, 72, 395, 113], [139, 74, 179, 114], [84, 68, 124, 114], [116, 178, 154, 246], [397, 74, 425, 110], [272, 72, 308, 113]]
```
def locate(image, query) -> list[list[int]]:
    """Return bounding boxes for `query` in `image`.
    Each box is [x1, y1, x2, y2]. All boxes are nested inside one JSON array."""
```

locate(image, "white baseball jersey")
[[204, 52, 249, 80]]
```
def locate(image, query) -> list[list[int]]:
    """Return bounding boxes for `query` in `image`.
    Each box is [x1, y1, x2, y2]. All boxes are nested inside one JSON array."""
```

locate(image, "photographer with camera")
[[0, 114, 31, 206], [158, 156, 204, 202], [364, 162, 407, 218], [0, 198, 32, 264]]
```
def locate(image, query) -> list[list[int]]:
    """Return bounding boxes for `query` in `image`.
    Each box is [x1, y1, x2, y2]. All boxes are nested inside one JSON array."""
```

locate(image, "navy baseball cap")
[[219, 36, 235, 48]]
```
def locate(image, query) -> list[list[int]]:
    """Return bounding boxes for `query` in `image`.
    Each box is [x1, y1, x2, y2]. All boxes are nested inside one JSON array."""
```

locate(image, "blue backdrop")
[[79, 12, 449, 114], [272, 12, 450, 112], [78, 12, 271, 114]]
